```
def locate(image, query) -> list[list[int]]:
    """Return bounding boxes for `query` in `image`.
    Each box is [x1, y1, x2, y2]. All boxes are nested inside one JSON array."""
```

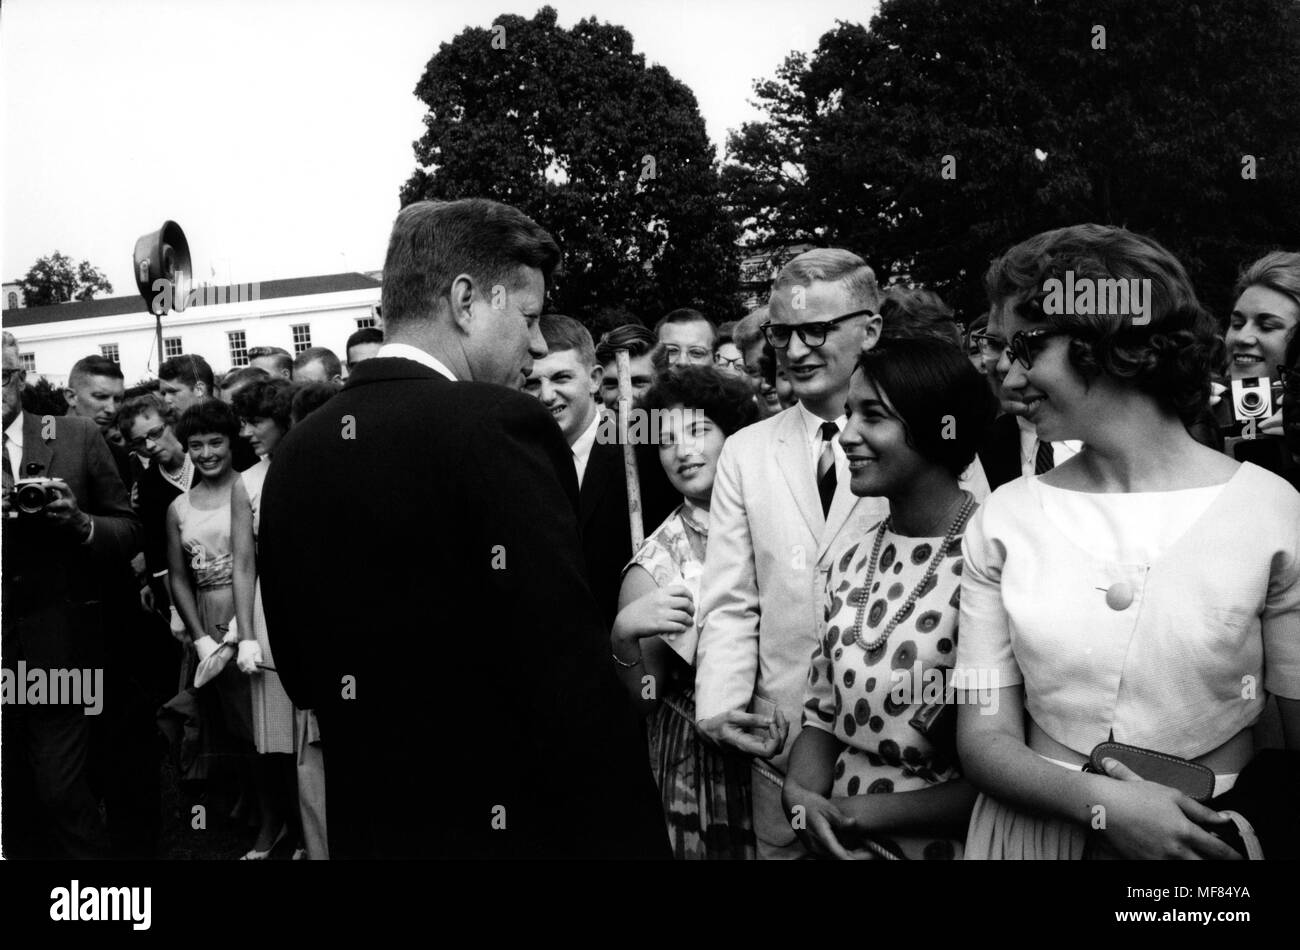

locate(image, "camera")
[[1215, 375, 1285, 436], [8, 477, 62, 516]]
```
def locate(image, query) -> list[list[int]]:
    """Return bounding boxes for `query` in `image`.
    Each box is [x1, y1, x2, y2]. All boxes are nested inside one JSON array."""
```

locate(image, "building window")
[[100, 343, 120, 363], [6, 292, 17, 309], [355, 316, 377, 330], [164, 337, 183, 358], [291, 324, 312, 354], [19, 353, 35, 373], [228, 330, 248, 367]]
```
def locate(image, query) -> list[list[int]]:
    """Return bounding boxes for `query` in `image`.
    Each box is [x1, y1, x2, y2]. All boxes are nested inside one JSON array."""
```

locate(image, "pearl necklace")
[[849, 493, 976, 653]]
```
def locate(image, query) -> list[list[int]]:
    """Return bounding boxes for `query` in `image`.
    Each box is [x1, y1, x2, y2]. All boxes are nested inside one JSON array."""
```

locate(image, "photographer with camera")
[[2, 331, 143, 859], [1219, 251, 1300, 474]]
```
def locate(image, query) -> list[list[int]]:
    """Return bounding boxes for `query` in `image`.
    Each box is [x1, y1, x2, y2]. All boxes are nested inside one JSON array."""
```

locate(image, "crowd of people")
[[2, 196, 1297, 860]]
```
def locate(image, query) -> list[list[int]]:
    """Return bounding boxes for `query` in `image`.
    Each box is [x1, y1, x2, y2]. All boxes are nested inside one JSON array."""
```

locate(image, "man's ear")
[[448, 274, 476, 332], [862, 313, 883, 352], [195, 382, 209, 399], [589, 363, 604, 396], [63, 387, 77, 409]]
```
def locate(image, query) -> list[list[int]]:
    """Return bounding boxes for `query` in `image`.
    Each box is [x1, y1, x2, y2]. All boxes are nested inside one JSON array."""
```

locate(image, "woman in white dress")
[[956, 224, 1300, 859], [231, 379, 301, 859]]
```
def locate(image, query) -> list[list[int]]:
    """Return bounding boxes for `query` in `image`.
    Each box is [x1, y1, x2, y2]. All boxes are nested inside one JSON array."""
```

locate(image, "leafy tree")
[[401, 6, 741, 325], [724, 0, 1300, 322], [20, 251, 114, 307]]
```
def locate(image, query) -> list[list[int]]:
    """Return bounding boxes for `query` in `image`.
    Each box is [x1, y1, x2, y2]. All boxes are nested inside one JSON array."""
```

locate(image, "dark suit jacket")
[[2, 412, 141, 670], [977, 413, 1022, 492], [258, 357, 670, 859], [579, 435, 678, 629]]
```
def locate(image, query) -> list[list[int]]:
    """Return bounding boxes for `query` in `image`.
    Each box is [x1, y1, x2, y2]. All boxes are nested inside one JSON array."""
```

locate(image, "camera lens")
[[15, 483, 50, 514], [1239, 390, 1263, 414]]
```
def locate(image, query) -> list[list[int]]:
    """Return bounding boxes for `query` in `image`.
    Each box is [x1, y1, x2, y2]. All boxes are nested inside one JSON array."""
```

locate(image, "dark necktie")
[[1034, 439, 1055, 475], [2, 436, 14, 495], [817, 421, 838, 516]]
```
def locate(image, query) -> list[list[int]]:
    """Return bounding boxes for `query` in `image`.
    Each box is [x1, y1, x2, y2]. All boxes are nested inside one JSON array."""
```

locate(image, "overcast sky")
[[1, 0, 879, 297]]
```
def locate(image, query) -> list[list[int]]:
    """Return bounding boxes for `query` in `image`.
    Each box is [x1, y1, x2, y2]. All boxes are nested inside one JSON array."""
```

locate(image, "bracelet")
[[611, 651, 643, 669]]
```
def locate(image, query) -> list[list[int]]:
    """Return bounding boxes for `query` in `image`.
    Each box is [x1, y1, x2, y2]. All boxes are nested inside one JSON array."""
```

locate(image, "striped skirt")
[[647, 686, 755, 860]]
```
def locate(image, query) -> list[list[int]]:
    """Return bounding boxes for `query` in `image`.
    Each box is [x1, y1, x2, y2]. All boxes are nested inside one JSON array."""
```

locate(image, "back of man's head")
[[878, 286, 961, 347], [159, 353, 216, 391], [293, 346, 343, 382], [247, 346, 294, 378], [345, 327, 384, 369], [381, 198, 561, 331]]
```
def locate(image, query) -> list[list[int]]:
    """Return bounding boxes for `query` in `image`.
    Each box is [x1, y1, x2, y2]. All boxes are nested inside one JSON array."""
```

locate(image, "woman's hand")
[[1096, 758, 1241, 860], [1260, 405, 1284, 438], [611, 582, 693, 656], [696, 708, 788, 758], [782, 778, 859, 860], [237, 639, 264, 675]]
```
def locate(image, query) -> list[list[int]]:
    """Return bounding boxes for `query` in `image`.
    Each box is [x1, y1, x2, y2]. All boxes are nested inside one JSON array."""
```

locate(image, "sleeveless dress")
[[242, 458, 295, 754], [174, 490, 253, 751]]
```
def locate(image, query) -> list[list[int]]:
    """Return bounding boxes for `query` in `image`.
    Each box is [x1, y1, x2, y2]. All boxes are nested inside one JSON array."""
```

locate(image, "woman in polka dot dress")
[[782, 338, 998, 859]]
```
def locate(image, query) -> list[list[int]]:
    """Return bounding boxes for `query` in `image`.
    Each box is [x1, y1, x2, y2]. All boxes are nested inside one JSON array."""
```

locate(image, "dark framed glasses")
[[1, 367, 23, 385], [970, 332, 1007, 359], [1008, 328, 1066, 370], [760, 308, 875, 350]]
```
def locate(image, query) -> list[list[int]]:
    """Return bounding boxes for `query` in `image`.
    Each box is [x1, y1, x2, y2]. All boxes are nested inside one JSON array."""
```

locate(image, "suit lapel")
[[774, 409, 821, 538], [21, 411, 54, 479]]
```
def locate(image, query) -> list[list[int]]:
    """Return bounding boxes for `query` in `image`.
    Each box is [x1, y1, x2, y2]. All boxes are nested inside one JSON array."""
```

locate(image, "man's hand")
[[41, 479, 91, 541], [697, 708, 788, 758], [782, 778, 859, 860]]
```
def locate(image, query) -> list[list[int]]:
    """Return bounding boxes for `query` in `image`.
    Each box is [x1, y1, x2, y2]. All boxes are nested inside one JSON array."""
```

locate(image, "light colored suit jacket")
[[694, 406, 889, 772]]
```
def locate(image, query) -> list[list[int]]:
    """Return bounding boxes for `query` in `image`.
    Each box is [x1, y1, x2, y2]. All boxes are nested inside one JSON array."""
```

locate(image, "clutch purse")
[[1082, 741, 1216, 803]]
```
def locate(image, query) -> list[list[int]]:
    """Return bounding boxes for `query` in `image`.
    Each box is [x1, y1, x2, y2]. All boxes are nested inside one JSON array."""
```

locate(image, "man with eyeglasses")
[[972, 302, 1081, 489], [654, 308, 718, 368], [693, 248, 891, 859]]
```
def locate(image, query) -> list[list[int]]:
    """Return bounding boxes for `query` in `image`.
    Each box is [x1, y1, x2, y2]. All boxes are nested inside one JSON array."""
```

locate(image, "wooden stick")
[[615, 349, 645, 549]]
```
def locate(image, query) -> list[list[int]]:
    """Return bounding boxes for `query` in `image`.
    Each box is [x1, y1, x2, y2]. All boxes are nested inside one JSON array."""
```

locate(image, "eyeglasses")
[[760, 308, 875, 350], [128, 423, 168, 452], [714, 353, 744, 370], [970, 333, 1007, 359], [664, 345, 712, 362], [2, 368, 23, 385], [1008, 329, 1067, 370]]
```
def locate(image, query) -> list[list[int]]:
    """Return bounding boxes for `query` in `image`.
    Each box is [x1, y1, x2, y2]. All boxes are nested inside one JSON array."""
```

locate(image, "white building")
[[2, 272, 381, 386]]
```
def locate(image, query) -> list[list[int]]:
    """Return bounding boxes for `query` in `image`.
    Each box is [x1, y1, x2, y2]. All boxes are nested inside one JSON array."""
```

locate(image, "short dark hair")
[[175, 398, 239, 444], [232, 377, 294, 432], [69, 355, 124, 388], [985, 223, 1217, 426], [595, 323, 657, 366], [642, 365, 759, 437], [654, 308, 718, 348], [879, 287, 962, 347], [381, 198, 561, 330], [293, 346, 342, 379], [346, 327, 384, 352], [290, 380, 341, 425], [117, 392, 175, 439], [159, 354, 215, 392], [220, 365, 271, 393], [855, 337, 997, 477], [247, 346, 294, 376], [539, 314, 596, 367]]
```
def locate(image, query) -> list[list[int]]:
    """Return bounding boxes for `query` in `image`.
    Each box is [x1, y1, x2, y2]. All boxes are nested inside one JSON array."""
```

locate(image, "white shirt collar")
[[5, 412, 24, 449], [570, 406, 602, 485], [376, 343, 458, 382], [796, 400, 845, 444]]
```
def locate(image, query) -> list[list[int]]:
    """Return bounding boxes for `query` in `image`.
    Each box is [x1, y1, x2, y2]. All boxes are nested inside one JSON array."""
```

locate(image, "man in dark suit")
[[524, 315, 677, 628], [2, 332, 142, 859], [259, 199, 669, 859]]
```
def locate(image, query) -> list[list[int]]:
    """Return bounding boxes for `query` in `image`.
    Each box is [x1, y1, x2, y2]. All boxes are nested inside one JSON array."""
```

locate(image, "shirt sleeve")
[[1263, 493, 1300, 699], [952, 502, 1024, 691], [800, 559, 839, 734]]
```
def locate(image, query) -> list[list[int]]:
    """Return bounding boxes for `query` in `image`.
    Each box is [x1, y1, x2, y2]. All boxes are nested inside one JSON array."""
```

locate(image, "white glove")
[[237, 639, 264, 674], [194, 634, 219, 663]]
